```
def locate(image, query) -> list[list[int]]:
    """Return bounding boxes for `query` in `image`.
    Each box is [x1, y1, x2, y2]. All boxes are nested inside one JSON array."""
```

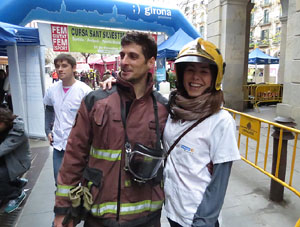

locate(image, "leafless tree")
[[81, 53, 93, 63], [100, 54, 107, 71]]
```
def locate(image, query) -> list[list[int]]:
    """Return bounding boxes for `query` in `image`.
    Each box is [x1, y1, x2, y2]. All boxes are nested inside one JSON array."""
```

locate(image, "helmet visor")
[[127, 145, 165, 182], [175, 55, 216, 65]]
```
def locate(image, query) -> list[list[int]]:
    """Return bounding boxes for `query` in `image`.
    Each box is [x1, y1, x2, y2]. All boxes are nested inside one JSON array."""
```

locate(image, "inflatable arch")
[[0, 0, 199, 139], [0, 0, 200, 38]]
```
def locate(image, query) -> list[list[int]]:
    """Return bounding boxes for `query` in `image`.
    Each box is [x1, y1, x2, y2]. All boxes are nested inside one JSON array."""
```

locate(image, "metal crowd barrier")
[[243, 84, 283, 109], [223, 107, 300, 226], [296, 218, 300, 227]]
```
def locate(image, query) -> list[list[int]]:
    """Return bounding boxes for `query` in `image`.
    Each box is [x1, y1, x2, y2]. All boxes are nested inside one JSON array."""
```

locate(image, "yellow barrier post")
[[270, 116, 296, 202], [295, 218, 300, 227]]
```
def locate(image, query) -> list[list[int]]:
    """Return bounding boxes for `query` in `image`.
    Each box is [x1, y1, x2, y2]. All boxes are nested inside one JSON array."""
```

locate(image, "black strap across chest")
[[119, 92, 161, 150]]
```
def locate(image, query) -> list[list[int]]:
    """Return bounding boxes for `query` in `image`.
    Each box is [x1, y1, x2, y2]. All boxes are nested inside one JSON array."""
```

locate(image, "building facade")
[[177, 0, 208, 39], [250, 0, 281, 56], [249, 0, 282, 83], [276, 0, 300, 129]]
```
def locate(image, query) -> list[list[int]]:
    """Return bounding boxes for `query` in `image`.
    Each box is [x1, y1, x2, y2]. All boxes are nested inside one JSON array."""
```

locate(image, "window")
[[276, 26, 281, 34], [264, 10, 269, 24], [250, 13, 254, 26], [274, 27, 281, 43], [250, 32, 253, 43], [264, 0, 270, 5], [200, 26, 204, 37], [185, 6, 190, 13], [261, 29, 269, 40]]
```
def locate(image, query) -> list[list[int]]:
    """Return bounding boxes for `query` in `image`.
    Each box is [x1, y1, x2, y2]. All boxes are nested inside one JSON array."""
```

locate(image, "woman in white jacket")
[[163, 38, 240, 227]]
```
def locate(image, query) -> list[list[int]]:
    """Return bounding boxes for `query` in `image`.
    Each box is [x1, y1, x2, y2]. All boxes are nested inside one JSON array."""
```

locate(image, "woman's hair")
[[205, 89, 224, 114], [0, 108, 17, 129]]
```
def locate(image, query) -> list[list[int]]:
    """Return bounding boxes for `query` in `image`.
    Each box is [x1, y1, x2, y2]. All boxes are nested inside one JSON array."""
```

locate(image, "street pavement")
[[12, 78, 300, 227]]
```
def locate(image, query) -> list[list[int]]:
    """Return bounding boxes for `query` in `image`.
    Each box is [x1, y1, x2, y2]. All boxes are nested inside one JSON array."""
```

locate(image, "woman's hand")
[[99, 77, 116, 90]]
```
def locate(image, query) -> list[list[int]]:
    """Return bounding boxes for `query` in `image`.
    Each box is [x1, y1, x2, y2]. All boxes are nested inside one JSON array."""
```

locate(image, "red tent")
[[89, 55, 120, 76], [88, 55, 156, 79]]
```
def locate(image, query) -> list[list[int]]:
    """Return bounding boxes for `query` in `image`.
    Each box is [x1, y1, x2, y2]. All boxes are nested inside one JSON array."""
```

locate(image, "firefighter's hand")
[[99, 77, 116, 90], [48, 133, 53, 146], [53, 215, 74, 227], [206, 161, 213, 175]]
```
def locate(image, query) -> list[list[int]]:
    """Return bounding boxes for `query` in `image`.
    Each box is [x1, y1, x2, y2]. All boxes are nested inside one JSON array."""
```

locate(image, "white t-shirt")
[[163, 109, 240, 226], [43, 80, 92, 151]]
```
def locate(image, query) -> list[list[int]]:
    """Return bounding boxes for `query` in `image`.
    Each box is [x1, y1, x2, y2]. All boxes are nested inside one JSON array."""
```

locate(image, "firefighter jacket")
[[54, 74, 168, 226]]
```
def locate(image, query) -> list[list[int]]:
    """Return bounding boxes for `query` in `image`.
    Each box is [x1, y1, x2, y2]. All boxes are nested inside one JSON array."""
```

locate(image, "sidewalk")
[[16, 105, 300, 227]]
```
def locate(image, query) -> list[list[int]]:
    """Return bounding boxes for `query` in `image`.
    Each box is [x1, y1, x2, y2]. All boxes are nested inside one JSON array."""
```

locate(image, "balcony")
[[260, 22, 271, 27], [258, 39, 270, 47], [261, 1, 271, 8]]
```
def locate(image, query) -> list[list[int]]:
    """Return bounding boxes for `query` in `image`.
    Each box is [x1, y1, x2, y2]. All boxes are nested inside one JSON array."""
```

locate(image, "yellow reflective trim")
[[120, 200, 163, 215], [91, 202, 118, 216], [90, 147, 121, 161], [143, 156, 154, 162], [87, 181, 93, 189], [56, 185, 74, 197], [124, 180, 131, 187], [90, 200, 163, 216]]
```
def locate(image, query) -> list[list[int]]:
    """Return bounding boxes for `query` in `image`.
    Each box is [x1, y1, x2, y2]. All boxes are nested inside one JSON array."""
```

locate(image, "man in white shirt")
[[43, 54, 92, 184]]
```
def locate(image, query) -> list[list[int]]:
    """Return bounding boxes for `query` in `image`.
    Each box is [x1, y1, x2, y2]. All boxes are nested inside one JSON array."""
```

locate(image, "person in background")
[[3, 65, 12, 111], [111, 68, 117, 78], [94, 69, 100, 87], [102, 70, 112, 82], [53, 31, 168, 227], [80, 71, 88, 83], [163, 38, 240, 227], [0, 69, 6, 105], [88, 69, 96, 90], [43, 54, 92, 184], [0, 108, 31, 213], [52, 70, 59, 83]]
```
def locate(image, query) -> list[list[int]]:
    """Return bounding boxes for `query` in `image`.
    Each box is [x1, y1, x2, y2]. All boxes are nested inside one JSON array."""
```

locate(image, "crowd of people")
[[0, 31, 240, 227], [49, 66, 119, 91]]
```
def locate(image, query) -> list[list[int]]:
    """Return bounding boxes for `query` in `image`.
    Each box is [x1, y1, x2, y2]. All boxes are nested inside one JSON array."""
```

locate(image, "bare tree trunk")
[[101, 54, 107, 71]]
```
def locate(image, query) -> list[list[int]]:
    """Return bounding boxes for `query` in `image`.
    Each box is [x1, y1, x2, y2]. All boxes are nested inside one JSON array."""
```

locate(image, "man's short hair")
[[0, 108, 16, 129], [121, 31, 157, 61], [54, 54, 76, 67]]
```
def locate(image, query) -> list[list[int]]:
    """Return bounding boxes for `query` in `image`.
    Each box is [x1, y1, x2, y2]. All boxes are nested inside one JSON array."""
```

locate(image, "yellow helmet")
[[175, 38, 225, 91]]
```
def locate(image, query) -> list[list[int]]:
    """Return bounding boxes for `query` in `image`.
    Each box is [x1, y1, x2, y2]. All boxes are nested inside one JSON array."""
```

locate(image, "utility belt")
[[62, 164, 162, 226], [63, 167, 102, 226]]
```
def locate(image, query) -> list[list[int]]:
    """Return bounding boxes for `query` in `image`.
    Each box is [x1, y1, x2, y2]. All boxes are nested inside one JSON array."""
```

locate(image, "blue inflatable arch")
[[0, 0, 200, 39]]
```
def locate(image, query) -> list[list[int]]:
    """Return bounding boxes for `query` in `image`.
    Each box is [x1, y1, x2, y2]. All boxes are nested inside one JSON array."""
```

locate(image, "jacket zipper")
[[116, 151, 122, 221], [117, 99, 134, 221]]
